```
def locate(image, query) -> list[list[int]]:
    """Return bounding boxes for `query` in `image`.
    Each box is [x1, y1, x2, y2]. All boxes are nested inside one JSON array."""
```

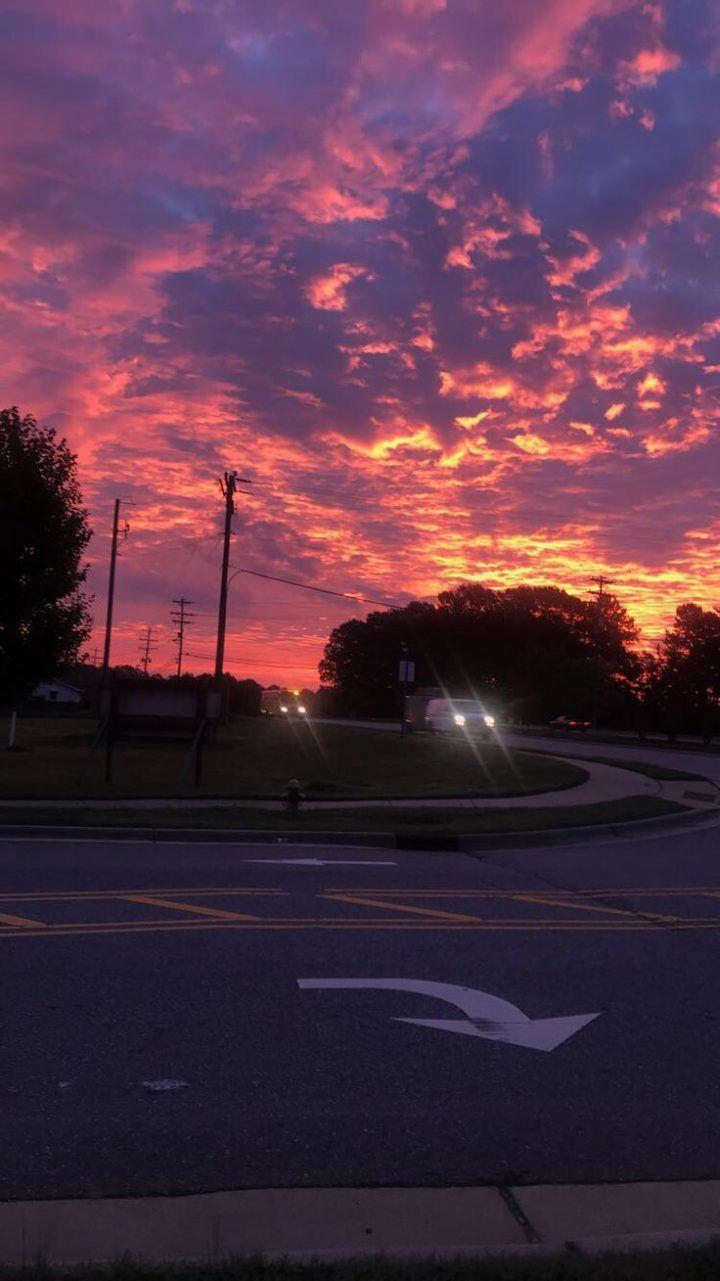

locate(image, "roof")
[[36, 679, 83, 695]]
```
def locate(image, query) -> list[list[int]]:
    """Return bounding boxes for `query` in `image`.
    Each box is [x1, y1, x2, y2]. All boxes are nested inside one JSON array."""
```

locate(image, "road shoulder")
[[3, 1180, 720, 1264]]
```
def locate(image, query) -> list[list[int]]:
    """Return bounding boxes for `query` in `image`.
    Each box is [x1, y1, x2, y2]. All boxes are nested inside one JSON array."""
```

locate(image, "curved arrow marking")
[[298, 978, 600, 1052]]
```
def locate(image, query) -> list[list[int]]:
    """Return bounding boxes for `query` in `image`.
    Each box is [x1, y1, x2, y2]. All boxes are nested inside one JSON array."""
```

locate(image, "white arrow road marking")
[[141, 1079, 189, 1091], [298, 978, 600, 1052], [248, 859, 397, 867]]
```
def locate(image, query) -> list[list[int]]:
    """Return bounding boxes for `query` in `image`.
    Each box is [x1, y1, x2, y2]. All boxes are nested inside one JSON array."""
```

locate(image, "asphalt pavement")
[[2, 827, 720, 1201]]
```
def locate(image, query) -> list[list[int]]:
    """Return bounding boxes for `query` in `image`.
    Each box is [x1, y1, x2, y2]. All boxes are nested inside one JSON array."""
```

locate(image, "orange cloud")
[[304, 264, 369, 310]]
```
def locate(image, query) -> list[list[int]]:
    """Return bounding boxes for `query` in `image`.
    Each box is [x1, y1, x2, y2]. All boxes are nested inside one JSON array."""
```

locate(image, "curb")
[[0, 805, 716, 851], [2, 1180, 720, 1264], [457, 803, 720, 853], [0, 825, 398, 847]]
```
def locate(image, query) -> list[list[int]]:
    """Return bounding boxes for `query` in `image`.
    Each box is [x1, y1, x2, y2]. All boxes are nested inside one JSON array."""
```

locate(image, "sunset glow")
[[3, 0, 719, 684]]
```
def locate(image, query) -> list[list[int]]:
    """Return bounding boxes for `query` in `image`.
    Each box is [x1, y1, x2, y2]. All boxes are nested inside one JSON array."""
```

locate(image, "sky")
[[2, 0, 719, 686]]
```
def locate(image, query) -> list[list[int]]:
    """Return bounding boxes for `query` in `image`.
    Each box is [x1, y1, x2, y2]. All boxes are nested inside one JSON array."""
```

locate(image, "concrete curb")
[[457, 803, 720, 852], [0, 824, 398, 846], [2, 1180, 720, 1263], [0, 804, 717, 851]]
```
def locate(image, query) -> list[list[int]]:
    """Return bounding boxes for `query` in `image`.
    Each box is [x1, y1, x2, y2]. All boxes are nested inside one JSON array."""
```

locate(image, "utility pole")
[[588, 576, 617, 730], [101, 499, 125, 681], [589, 575, 616, 611], [171, 597, 195, 677], [214, 471, 252, 684], [138, 625, 158, 675]]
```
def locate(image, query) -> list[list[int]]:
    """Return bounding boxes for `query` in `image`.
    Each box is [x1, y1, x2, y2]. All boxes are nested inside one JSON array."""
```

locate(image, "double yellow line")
[[0, 883, 718, 940]]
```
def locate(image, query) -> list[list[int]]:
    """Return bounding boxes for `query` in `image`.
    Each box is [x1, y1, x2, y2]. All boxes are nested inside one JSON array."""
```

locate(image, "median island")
[[0, 716, 688, 836], [2, 716, 586, 801]]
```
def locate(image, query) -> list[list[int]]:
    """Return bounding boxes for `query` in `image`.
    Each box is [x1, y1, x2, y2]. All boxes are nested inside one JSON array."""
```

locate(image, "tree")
[[0, 407, 92, 709], [319, 602, 436, 717], [319, 582, 640, 723], [651, 603, 720, 740]]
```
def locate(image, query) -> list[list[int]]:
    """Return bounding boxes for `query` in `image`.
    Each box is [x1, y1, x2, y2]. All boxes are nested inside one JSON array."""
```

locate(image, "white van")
[[425, 698, 497, 737]]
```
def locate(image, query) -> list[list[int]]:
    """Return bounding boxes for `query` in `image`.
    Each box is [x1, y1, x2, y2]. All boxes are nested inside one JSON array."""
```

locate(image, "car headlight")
[[453, 713, 466, 726], [298, 705, 307, 715], [280, 705, 288, 713], [483, 714, 495, 727]]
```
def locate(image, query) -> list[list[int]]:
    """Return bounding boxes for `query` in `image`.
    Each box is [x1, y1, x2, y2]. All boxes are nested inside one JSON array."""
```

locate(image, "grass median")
[[0, 796, 684, 835], [1, 717, 586, 802]]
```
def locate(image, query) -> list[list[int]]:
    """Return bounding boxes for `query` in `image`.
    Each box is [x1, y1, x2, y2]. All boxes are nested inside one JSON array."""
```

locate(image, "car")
[[425, 697, 497, 737], [261, 688, 309, 717], [549, 715, 592, 732]]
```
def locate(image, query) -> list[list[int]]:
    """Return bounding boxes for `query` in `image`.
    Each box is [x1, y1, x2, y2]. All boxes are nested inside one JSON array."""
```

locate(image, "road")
[[2, 825, 720, 1201]]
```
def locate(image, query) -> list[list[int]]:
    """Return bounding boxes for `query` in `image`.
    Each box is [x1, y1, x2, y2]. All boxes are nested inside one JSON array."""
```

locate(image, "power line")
[[238, 568, 401, 609]]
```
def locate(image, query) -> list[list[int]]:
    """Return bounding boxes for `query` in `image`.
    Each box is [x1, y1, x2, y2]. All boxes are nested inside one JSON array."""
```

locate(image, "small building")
[[31, 679, 84, 706]]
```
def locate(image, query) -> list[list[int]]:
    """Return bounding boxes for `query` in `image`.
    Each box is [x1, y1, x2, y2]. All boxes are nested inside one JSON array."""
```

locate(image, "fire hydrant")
[[284, 778, 304, 814]]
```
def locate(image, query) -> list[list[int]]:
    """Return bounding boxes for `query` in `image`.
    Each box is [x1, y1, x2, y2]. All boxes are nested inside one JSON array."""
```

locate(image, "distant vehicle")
[[261, 688, 308, 717], [549, 715, 591, 732], [425, 698, 497, 737]]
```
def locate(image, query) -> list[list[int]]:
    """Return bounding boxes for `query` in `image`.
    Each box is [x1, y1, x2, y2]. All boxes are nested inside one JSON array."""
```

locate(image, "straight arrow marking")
[[249, 859, 395, 867], [298, 977, 600, 1052]]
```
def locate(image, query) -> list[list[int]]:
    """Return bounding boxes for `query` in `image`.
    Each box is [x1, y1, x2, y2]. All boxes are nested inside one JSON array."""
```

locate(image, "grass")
[[0, 717, 586, 802], [519, 725, 720, 755], [0, 796, 684, 835], [3, 1245, 720, 1280], [565, 756, 707, 782]]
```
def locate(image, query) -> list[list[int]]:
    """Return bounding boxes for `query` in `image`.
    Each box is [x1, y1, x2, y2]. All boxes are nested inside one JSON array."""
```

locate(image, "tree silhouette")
[[320, 583, 640, 722], [0, 407, 92, 708]]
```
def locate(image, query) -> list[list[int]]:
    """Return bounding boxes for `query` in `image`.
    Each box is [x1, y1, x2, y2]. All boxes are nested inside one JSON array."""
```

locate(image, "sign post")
[[398, 647, 415, 736]]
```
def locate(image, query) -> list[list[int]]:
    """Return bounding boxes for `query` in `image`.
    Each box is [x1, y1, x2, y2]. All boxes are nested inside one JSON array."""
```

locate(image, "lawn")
[[0, 716, 586, 801], [0, 796, 683, 834]]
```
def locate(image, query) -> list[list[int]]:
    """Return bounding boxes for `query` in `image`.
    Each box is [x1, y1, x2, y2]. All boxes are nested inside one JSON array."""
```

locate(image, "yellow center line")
[[0, 886, 287, 902], [324, 892, 486, 923], [0, 918, 718, 940], [120, 894, 260, 921], [326, 887, 720, 897], [0, 910, 47, 928], [506, 892, 681, 923]]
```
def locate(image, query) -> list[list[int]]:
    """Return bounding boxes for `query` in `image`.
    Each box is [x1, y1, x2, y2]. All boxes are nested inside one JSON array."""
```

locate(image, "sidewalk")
[[3, 757, 716, 812], [3, 1179, 720, 1263]]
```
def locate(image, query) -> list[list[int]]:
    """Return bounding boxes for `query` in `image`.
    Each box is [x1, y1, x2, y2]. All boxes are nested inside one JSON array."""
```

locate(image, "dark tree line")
[[319, 585, 720, 737], [637, 604, 720, 740]]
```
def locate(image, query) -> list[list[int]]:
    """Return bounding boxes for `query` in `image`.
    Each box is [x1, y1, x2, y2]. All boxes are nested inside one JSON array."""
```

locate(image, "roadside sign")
[[398, 660, 415, 683]]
